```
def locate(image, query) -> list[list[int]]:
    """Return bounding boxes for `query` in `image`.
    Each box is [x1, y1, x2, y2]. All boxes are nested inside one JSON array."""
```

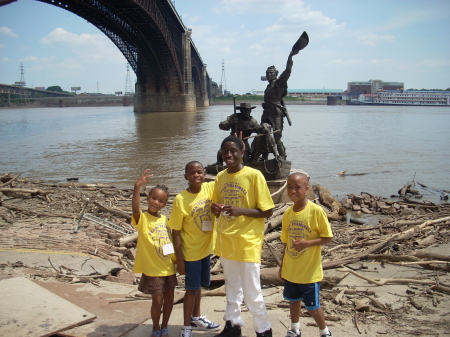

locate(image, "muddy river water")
[[1, 104, 449, 203]]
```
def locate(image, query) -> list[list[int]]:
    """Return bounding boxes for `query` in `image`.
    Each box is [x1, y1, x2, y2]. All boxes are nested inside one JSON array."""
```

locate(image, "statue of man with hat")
[[217, 102, 262, 163]]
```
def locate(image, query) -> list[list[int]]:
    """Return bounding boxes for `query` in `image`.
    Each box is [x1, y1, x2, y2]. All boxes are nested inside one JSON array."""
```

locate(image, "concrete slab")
[[0, 248, 120, 276], [0, 276, 96, 337]]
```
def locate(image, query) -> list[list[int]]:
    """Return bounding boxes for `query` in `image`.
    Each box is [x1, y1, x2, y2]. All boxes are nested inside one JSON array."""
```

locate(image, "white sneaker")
[[190, 315, 221, 331], [321, 330, 333, 337], [286, 329, 301, 337], [180, 327, 193, 337]]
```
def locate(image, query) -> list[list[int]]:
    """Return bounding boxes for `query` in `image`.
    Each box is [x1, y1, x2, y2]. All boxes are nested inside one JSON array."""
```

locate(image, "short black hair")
[[148, 185, 169, 201], [185, 161, 203, 173], [221, 135, 244, 150]]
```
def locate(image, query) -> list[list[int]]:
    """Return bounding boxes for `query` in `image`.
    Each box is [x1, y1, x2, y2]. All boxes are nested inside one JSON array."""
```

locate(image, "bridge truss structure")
[[36, 0, 212, 112]]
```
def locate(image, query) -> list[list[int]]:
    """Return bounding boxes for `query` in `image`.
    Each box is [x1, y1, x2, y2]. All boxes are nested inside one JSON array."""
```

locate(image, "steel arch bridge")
[[9, 0, 213, 112]]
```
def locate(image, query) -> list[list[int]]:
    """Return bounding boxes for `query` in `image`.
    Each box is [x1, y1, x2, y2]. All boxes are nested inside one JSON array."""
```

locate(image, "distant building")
[[348, 79, 404, 97], [287, 89, 344, 97]]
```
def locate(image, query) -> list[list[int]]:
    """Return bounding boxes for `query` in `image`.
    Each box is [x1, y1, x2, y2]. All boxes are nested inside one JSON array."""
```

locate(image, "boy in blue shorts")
[[168, 161, 220, 337], [278, 172, 334, 337]]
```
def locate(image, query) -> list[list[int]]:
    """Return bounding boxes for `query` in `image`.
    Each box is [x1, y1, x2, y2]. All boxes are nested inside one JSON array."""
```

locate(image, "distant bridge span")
[[0, 83, 74, 98], [0, 83, 74, 106], [5, 0, 214, 112]]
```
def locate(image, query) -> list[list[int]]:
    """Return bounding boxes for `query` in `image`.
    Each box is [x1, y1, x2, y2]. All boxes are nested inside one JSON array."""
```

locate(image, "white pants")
[[221, 257, 271, 333]]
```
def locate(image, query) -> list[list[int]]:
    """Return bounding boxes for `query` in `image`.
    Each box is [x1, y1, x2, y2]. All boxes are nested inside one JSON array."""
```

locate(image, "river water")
[[1, 104, 449, 203]]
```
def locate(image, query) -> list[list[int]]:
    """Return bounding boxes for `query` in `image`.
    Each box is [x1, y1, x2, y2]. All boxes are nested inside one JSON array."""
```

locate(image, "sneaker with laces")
[[321, 330, 333, 337], [214, 320, 242, 337], [286, 329, 301, 337], [191, 315, 221, 331], [180, 328, 192, 337], [256, 328, 272, 337]]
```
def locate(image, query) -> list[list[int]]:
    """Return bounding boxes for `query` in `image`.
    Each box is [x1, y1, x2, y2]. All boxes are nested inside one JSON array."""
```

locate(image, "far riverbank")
[[1, 96, 344, 109]]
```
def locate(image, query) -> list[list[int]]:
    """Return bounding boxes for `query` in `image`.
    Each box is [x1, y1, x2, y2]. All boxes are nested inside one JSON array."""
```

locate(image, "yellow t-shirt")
[[132, 210, 176, 277], [213, 166, 274, 263], [281, 201, 333, 284], [168, 181, 215, 261]]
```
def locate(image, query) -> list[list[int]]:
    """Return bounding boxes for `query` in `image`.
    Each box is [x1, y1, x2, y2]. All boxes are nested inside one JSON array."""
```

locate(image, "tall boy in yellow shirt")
[[211, 135, 275, 337]]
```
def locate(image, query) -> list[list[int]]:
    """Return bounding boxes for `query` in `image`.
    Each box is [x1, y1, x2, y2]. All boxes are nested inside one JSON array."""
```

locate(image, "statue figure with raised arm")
[[261, 31, 309, 160]]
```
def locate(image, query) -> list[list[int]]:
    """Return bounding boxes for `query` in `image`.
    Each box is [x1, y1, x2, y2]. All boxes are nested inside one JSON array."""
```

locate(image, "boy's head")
[[184, 161, 205, 187], [220, 135, 244, 170], [286, 172, 310, 204], [146, 185, 169, 215]]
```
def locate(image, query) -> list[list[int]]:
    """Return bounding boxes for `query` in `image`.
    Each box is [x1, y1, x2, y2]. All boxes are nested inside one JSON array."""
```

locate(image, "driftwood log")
[[398, 183, 412, 197], [93, 200, 132, 221], [312, 184, 347, 221], [119, 232, 138, 246], [0, 173, 21, 188], [0, 187, 53, 196]]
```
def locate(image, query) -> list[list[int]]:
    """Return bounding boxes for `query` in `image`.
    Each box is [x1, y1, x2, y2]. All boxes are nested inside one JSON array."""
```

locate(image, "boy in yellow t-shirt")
[[168, 161, 220, 337], [278, 172, 334, 337], [211, 135, 275, 337], [132, 169, 177, 337]]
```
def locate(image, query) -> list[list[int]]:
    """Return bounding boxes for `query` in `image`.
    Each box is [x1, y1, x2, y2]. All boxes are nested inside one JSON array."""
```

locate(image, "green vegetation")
[[407, 88, 450, 91], [46, 85, 70, 93]]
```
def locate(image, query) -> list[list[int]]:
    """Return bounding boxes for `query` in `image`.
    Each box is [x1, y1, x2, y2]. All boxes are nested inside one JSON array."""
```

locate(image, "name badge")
[[202, 220, 212, 231], [162, 243, 174, 256]]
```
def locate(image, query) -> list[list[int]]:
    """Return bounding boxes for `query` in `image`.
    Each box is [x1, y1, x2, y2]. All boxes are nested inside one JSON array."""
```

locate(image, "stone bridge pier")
[[133, 30, 210, 112]]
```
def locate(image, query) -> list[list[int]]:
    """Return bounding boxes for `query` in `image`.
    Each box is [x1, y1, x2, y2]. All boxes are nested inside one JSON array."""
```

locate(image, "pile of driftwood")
[[1, 173, 449, 274], [1, 173, 450, 334]]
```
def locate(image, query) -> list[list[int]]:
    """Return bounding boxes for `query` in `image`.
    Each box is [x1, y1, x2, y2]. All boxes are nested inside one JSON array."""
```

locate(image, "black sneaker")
[[256, 328, 272, 337], [214, 320, 242, 337]]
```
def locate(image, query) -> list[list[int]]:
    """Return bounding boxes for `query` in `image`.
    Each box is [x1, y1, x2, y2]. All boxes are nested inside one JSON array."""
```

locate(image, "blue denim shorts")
[[185, 255, 211, 290], [283, 280, 321, 310]]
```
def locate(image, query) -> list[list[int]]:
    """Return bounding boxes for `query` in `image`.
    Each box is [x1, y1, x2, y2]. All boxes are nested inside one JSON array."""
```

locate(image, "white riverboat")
[[349, 90, 450, 106]]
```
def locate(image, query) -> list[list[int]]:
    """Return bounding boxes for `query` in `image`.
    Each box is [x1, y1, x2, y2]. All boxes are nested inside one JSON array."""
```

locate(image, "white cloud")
[[358, 33, 395, 46], [22, 56, 38, 62], [40, 28, 124, 63], [20, 55, 57, 63], [0, 57, 11, 62], [417, 59, 450, 67], [0, 43, 4, 48], [182, 14, 201, 24], [216, 0, 345, 40], [368, 58, 393, 65], [0, 26, 18, 37]]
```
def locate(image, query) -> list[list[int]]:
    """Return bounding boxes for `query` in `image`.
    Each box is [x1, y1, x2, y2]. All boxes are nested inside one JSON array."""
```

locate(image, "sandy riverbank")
[[0, 174, 449, 336]]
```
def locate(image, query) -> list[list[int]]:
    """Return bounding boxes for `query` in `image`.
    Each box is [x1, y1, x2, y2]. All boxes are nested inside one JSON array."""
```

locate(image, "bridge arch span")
[[33, 0, 211, 112]]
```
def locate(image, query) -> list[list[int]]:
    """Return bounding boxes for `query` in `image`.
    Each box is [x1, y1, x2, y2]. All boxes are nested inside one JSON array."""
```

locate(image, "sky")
[[0, 0, 449, 94]]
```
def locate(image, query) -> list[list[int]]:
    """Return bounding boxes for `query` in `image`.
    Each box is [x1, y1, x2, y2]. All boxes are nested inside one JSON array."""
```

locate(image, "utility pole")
[[15, 62, 26, 86], [220, 59, 227, 96], [124, 63, 134, 96]]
